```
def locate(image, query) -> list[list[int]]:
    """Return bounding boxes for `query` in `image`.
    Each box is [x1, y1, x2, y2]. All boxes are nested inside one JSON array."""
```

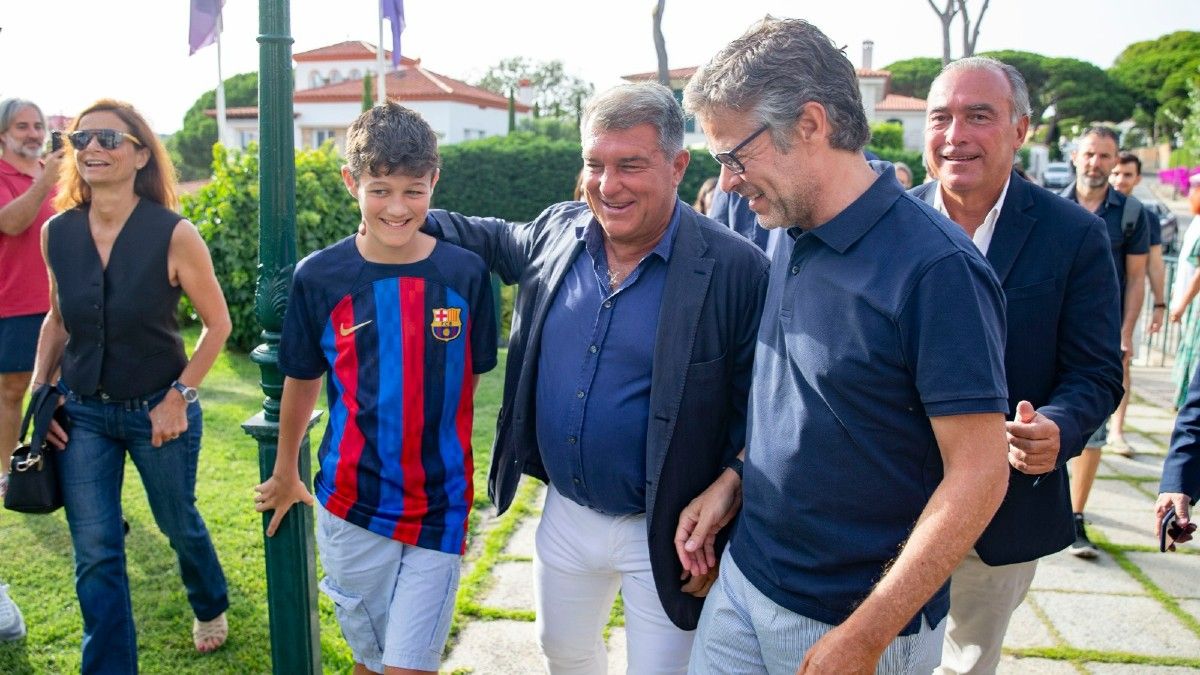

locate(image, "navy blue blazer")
[[913, 173, 1124, 565], [1163, 366, 1200, 501], [426, 201, 769, 628]]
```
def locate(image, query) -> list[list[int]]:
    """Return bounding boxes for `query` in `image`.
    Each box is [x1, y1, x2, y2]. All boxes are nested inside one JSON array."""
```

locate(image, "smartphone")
[[1161, 507, 1177, 552], [1160, 506, 1198, 552], [50, 130, 63, 152]]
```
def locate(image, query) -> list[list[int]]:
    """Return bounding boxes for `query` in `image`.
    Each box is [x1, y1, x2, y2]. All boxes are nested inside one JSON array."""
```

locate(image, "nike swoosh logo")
[[338, 320, 373, 337]]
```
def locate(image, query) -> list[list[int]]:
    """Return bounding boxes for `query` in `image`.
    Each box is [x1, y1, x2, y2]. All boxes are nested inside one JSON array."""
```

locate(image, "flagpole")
[[215, 11, 229, 148], [376, 1, 388, 104]]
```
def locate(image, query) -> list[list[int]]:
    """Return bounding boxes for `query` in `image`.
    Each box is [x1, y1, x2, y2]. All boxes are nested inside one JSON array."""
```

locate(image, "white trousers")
[[936, 550, 1038, 674], [533, 486, 694, 675]]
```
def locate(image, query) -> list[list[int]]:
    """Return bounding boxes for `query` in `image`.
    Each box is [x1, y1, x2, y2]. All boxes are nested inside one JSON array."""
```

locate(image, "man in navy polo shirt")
[[676, 17, 1011, 673]]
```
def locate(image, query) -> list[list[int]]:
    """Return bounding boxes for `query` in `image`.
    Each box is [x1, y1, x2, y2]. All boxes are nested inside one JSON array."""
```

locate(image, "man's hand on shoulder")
[[1006, 400, 1061, 475]]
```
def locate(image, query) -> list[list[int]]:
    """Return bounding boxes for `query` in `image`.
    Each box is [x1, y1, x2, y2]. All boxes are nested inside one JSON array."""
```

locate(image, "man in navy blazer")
[[424, 83, 769, 672], [1158, 367, 1200, 547], [911, 57, 1124, 674]]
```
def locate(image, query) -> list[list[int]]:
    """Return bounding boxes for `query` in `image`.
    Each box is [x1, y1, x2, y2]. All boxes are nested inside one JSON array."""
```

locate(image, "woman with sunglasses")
[[31, 99, 232, 671]]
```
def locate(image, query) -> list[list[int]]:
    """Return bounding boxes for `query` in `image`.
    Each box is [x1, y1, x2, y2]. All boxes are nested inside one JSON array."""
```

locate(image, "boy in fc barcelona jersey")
[[254, 102, 496, 674]]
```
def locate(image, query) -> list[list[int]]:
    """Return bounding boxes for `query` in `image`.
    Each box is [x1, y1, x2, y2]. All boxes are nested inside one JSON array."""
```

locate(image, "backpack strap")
[[1122, 194, 1143, 246]]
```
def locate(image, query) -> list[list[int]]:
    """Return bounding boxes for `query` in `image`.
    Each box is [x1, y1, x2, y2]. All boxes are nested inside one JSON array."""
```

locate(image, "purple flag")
[[381, 0, 405, 68], [189, 0, 225, 56]]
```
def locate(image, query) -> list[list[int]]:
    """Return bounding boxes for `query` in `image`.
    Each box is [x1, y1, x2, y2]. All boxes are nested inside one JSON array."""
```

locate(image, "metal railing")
[[1141, 254, 1180, 366]]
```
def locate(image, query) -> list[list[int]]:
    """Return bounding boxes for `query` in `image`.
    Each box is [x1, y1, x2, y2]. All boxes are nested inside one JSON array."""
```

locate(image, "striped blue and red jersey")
[[280, 236, 497, 554]]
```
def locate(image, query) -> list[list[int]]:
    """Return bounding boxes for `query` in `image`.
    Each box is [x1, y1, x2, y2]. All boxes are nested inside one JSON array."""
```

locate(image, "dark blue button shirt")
[[1062, 185, 1150, 293], [731, 167, 1009, 635], [535, 202, 681, 515]]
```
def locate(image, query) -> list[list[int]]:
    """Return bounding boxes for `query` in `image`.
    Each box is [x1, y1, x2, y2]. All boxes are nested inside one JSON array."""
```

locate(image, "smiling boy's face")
[[343, 166, 438, 262]]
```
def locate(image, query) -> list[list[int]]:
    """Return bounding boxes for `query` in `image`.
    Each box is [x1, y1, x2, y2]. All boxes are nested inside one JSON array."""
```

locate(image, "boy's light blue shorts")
[[315, 502, 462, 672]]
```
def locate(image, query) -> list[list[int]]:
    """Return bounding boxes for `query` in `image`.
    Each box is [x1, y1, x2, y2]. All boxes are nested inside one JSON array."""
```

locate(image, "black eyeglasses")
[[68, 129, 143, 151], [711, 123, 770, 174]]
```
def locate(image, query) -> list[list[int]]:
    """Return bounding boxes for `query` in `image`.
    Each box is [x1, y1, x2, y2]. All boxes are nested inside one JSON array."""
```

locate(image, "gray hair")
[[580, 82, 685, 158], [1077, 124, 1120, 147], [0, 98, 44, 136], [935, 57, 1032, 122], [683, 16, 870, 152]]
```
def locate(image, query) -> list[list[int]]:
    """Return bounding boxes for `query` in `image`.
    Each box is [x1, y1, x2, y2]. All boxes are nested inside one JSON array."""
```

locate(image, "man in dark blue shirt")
[[677, 17, 1011, 674], [424, 83, 769, 672], [1061, 126, 1150, 558]]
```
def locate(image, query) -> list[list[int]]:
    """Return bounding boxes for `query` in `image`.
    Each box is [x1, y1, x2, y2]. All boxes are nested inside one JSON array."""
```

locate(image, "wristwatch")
[[724, 456, 744, 479], [170, 380, 200, 403]]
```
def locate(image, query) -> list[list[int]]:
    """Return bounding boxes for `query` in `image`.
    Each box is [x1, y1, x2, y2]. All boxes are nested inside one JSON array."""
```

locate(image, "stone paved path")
[[439, 363, 1200, 674]]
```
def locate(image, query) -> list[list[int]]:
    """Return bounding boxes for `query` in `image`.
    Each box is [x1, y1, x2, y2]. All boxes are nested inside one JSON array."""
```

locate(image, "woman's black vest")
[[47, 200, 187, 400]]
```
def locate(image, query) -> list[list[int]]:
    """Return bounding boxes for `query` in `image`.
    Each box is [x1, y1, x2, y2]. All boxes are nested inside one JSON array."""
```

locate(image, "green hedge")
[[182, 141, 735, 352], [181, 143, 361, 352], [869, 122, 905, 151], [868, 146, 926, 185]]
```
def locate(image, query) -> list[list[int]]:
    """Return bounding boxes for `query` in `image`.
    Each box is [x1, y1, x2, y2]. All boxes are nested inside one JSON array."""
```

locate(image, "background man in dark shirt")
[[1062, 126, 1150, 558]]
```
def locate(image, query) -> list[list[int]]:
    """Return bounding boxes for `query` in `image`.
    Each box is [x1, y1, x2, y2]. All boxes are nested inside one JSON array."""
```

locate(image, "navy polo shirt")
[[731, 167, 1009, 635], [535, 202, 681, 515], [1061, 185, 1149, 293]]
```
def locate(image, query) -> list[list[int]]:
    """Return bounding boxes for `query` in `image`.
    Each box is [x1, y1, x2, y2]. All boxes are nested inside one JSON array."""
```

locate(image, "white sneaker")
[[0, 583, 26, 642]]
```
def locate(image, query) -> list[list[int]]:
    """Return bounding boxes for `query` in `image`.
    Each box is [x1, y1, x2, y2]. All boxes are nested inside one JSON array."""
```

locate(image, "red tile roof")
[[622, 66, 699, 82], [294, 40, 417, 66], [856, 68, 892, 79], [291, 66, 530, 112], [875, 94, 927, 112]]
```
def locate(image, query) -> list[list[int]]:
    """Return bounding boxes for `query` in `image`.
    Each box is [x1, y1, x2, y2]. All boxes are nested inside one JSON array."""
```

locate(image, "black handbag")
[[4, 384, 65, 514]]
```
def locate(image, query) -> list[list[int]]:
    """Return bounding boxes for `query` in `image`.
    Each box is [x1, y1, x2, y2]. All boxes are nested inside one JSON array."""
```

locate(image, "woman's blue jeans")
[[57, 388, 228, 674]]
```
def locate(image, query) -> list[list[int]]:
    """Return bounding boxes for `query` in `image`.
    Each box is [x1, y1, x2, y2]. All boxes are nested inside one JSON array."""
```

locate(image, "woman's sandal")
[[193, 612, 228, 653]]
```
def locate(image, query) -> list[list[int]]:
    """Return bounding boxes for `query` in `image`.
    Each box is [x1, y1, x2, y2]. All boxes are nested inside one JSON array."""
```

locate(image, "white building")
[[212, 41, 531, 152], [622, 42, 928, 153]]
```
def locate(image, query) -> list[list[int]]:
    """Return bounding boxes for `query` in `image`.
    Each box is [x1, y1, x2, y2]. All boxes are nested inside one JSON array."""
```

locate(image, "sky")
[[2, 0, 1196, 134]]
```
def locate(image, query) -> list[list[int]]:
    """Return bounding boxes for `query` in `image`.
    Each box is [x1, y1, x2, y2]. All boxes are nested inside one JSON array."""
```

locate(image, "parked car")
[[1142, 198, 1180, 255], [1041, 162, 1074, 190]]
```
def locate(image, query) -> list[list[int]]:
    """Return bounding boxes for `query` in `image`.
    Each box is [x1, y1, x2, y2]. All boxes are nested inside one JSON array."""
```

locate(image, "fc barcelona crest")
[[431, 307, 463, 342]]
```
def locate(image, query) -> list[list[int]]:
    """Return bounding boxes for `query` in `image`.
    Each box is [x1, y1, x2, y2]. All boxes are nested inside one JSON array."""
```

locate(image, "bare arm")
[[147, 221, 231, 447], [255, 376, 322, 535], [0, 151, 62, 236], [1121, 253, 1147, 346], [31, 224, 69, 447], [1171, 268, 1200, 323], [1147, 244, 1166, 334], [799, 412, 1009, 673]]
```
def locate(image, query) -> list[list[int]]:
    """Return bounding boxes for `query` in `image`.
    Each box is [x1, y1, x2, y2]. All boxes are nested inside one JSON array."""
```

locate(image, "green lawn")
[[0, 334, 506, 674]]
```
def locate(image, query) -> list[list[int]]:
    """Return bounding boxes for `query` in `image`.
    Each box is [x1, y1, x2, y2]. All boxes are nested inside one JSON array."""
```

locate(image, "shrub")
[[869, 122, 905, 151], [185, 140, 729, 352], [182, 142, 359, 352], [867, 146, 926, 185]]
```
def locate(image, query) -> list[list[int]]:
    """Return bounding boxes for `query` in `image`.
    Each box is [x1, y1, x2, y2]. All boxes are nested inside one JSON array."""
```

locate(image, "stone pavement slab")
[[1032, 550, 1145, 595], [1088, 508, 1162, 548], [1088, 665, 1200, 674], [1033, 591, 1200, 656], [1126, 552, 1200, 600], [997, 656, 1078, 674], [1002, 600, 1057, 649], [1098, 455, 1166, 479], [479, 561, 535, 611], [606, 628, 627, 674], [503, 518, 537, 559], [442, 619, 542, 673], [1086, 479, 1158, 512]]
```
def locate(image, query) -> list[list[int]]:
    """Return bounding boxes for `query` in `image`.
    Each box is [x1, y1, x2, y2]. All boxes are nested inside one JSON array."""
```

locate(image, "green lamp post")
[[241, 0, 323, 672]]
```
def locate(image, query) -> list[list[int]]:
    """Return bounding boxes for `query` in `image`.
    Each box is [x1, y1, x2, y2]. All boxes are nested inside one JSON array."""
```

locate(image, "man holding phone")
[[1157, 367, 1200, 551], [0, 98, 62, 498]]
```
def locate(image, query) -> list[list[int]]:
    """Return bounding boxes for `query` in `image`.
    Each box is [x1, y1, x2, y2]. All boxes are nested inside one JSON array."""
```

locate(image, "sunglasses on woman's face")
[[68, 129, 142, 151]]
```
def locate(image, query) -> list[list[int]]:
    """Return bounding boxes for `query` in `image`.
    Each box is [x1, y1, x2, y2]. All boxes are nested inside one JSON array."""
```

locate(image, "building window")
[[239, 130, 258, 148], [329, 69, 342, 84], [313, 128, 336, 146], [309, 71, 324, 88], [672, 88, 696, 134], [349, 69, 361, 80]]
